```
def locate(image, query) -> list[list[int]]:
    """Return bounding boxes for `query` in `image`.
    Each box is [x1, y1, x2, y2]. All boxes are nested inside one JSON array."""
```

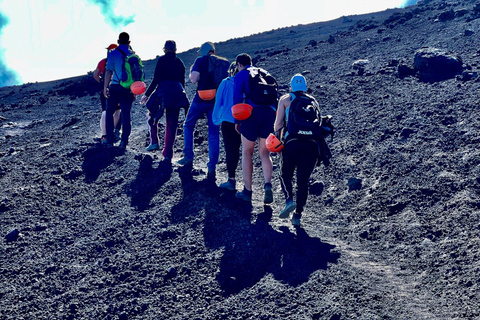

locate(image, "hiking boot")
[[279, 200, 296, 219], [177, 157, 193, 166], [291, 213, 301, 227], [219, 179, 236, 191], [236, 188, 252, 202], [118, 141, 127, 149], [264, 183, 273, 204], [146, 143, 159, 151]]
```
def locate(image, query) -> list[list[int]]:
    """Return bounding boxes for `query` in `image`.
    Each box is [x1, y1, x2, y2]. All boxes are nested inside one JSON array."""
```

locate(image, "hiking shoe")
[[236, 188, 252, 202], [264, 183, 273, 204], [101, 139, 113, 148], [279, 200, 296, 219], [146, 143, 159, 151], [291, 213, 301, 227], [118, 141, 127, 149], [219, 179, 236, 191], [177, 157, 193, 166]]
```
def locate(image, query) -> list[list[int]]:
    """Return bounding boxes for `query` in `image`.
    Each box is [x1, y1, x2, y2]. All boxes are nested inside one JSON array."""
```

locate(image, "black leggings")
[[221, 121, 241, 179], [280, 139, 318, 214]]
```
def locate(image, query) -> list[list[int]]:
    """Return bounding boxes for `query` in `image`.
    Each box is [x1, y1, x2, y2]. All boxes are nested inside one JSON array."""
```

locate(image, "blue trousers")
[[182, 97, 219, 170]]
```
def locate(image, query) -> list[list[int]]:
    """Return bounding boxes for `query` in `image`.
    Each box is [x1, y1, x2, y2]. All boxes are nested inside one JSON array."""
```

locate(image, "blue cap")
[[290, 74, 307, 92]]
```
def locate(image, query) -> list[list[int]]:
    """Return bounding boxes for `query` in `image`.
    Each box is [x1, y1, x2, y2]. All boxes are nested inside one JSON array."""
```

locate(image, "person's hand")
[[140, 95, 148, 105], [103, 88, 109, 98]]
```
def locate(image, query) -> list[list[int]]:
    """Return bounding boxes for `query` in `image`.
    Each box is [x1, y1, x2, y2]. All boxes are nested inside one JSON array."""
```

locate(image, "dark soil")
[[1, 1, 479, 319]]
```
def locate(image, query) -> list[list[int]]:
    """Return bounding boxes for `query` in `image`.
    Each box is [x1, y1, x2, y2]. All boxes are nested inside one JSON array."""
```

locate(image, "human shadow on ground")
[[82, 145, 124, 183], [170, 165, 338, 295], [204, 204, 340, 296], [170, 164, 253, 224], [126, 155, 172, 211]]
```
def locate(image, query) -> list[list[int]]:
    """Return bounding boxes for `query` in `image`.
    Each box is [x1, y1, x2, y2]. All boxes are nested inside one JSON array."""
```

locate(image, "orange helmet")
[[198, 89, 217, 101], [131, 81, 146, 95], [266, 133, 284, 152], [231, 103, 253, 121]]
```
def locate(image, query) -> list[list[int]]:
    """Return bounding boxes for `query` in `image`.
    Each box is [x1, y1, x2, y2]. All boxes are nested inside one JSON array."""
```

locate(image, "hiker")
[[274, 74, 322, 227], [233, 53, 277, 203], [140, 40, 189, 162], [93, 44, 121, 143], [212, 62, 241, 190], [103, 32, 136, 149], [178, 41, 227, 179]]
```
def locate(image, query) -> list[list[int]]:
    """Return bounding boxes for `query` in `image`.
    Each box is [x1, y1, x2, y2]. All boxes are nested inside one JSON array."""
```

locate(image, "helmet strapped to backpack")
[[231, 103, 253, 120], [131, 81, 146, 95], [266, 133, 284, 153]]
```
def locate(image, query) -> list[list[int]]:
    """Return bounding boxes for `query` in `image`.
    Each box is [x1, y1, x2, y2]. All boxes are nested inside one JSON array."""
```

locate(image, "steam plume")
[[401, 0, 419, 8], [87, 0, 135, 28], [0, 12, 19, 87]]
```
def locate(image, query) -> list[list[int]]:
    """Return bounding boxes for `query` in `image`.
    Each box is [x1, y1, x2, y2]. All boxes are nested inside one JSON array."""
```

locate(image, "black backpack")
[[286, 92, 334, 166], [247, 67, 278, 106], [286, 92, 322, 140], [208, 55, 230, 89]]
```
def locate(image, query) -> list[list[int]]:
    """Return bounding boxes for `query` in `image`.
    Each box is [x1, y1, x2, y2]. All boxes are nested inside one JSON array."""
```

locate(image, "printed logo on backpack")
[[286, 92, 322, 140]]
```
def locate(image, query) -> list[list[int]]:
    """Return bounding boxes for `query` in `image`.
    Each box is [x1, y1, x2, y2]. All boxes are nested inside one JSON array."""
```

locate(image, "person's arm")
[[190, 70, 200, 83], [144, 59, 161, 98], [233, 70, 247, 105], [212, 79, 227, 126], [274, 94, 290, 135], [189, 57, 202, 84], [180, 61, 186, 88], [93, 68, 101, 83], [103, 70, 112, 98]]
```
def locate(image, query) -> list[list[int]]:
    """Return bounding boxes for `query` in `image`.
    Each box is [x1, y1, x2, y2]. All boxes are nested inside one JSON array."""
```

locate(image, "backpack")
[[116, 48, 145, 89], [286, 92, 334, 166], [247, 67, 278, 106], [286, 92, 322, 140], [208, 55, 230, 89]]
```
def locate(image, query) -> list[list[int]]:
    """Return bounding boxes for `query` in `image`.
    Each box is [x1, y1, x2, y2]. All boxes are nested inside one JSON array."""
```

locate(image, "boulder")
[[413, 47, 463, 82]]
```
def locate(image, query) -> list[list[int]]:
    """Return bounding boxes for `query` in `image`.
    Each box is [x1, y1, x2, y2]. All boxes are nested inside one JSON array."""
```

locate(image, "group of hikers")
[[93, 32, 333, 227]]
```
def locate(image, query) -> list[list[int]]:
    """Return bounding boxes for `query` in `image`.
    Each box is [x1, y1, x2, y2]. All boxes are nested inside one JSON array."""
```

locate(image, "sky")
[[0, 0, 418, 87]]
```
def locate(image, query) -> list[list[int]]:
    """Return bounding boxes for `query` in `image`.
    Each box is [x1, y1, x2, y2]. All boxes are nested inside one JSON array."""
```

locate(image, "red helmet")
[[231, 103, 253, 120], [266, 133, 284, 152], [198, 89, 217, 101], [131, 81, 146, 95], [106, 44, 118, 50]]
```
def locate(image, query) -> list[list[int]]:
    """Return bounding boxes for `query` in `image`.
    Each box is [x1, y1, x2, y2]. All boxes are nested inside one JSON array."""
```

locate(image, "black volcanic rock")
[[413, 47, 463, 82], [1, 0, 480, 319]]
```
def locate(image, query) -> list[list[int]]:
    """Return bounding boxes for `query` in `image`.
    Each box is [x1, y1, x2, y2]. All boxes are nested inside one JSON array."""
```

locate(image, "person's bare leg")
[[100, 111, 106, 136], [241, 135, 255, 191], [113, 109, 121, 127], [258, 137, 273, 184]]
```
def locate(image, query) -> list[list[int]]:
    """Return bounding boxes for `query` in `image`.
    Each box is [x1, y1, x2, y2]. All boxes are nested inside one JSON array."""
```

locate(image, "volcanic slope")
[[1, 0, 479, 319]]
